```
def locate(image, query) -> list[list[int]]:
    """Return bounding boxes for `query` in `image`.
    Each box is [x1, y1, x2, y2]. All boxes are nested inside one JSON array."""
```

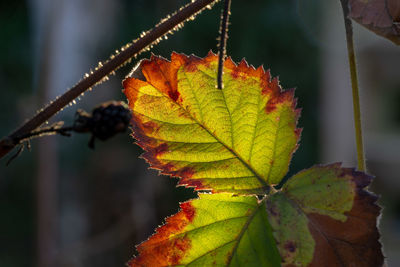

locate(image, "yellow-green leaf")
[[129, 193, 281, 266], [266, 163, 383, 266], [123, 52, 300, 193]]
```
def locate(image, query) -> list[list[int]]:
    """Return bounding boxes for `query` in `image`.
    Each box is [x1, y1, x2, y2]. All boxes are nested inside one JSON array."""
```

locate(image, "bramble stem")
[[0, 0, 220, 159], [15, 125, 74, 143], [217, 0, 231, 89], [340, 0, 366, 171]]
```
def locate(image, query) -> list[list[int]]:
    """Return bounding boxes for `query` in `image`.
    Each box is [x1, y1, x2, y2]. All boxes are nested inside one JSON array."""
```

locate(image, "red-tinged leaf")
[[129, 193, 281, 267], [266, 163, 384, 267], [123, 52, 300, 194], [123, 52, 382, 266], [349, 0, 400, 45]]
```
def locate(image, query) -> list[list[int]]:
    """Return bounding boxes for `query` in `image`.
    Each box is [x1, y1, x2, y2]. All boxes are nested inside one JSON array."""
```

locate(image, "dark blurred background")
[[0, 0, 399, 266]]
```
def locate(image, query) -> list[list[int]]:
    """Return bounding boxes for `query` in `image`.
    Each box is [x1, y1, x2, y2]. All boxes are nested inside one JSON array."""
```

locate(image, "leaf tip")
[[238, 57, 249, 68], [206, 49, 218, 59], [255, 64, 265, 75]]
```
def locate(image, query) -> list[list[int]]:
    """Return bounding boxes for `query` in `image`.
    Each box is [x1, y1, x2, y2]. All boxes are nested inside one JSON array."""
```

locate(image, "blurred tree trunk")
[[30, 0, 123, 265], [320, 0, 356, 167], [30, 0, 61, 266]]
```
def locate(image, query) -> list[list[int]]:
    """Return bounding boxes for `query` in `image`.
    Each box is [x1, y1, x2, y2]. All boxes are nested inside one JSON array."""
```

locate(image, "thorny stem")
[[340, 0, 366, 171], [0, 0, 220, 159], [15, 125, 74, 143], [5, 125, 73, 166], [217, 0, 231, 89]]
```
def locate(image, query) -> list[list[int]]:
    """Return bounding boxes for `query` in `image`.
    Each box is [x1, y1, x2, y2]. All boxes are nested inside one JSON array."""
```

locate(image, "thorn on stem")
[[6, 144, 25, 166]]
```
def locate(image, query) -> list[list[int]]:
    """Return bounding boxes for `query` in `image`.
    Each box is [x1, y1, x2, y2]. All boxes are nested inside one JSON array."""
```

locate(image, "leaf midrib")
[[282, 192, 347, 267], [180, 200, 263, 266], [226, 200, 264, 266], [162, 67, 269, 190]]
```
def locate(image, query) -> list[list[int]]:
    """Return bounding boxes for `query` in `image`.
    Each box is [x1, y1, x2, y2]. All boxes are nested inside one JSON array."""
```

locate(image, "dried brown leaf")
[[349, 0, 400, 45]]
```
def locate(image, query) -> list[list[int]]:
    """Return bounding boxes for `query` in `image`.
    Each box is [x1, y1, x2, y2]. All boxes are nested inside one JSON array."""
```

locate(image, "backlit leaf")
[[123, 52, 300, 193], [130, 164, 382, 266], [266, 163, 383, 267], [124, 53, 382, 266], [129, 193, 281, 267], [349, 0, 400, 45]]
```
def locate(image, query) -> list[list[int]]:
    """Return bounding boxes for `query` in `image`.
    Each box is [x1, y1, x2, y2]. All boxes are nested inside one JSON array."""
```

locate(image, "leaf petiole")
[[340, 0, 366, 171]]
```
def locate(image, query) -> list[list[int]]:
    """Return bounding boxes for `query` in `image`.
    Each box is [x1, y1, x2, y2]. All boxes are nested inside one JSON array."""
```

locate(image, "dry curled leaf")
[[349, 0, 400, 45]]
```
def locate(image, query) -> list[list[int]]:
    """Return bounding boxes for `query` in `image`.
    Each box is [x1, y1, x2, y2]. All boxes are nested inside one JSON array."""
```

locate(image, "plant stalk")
[[0, 0, 219, 160], [217, 0, 231, 89], [340, 0, 366, 171]]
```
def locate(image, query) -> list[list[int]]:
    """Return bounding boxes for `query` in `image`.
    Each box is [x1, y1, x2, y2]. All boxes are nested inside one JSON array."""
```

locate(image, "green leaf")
[[266, 163, 383, 266], [123, 52, 300, 193], [129, 164, 383, 266], [124, 53, 382, 266], [129, 193, 281, 267]]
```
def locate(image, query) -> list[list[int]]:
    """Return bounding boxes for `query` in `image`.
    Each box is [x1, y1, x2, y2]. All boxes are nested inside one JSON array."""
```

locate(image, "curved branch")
[[0, 0, 220, 159]]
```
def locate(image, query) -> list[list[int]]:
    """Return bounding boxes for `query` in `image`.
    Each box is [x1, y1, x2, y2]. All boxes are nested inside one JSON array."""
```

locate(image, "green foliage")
[[124, 53, 383, 266]]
